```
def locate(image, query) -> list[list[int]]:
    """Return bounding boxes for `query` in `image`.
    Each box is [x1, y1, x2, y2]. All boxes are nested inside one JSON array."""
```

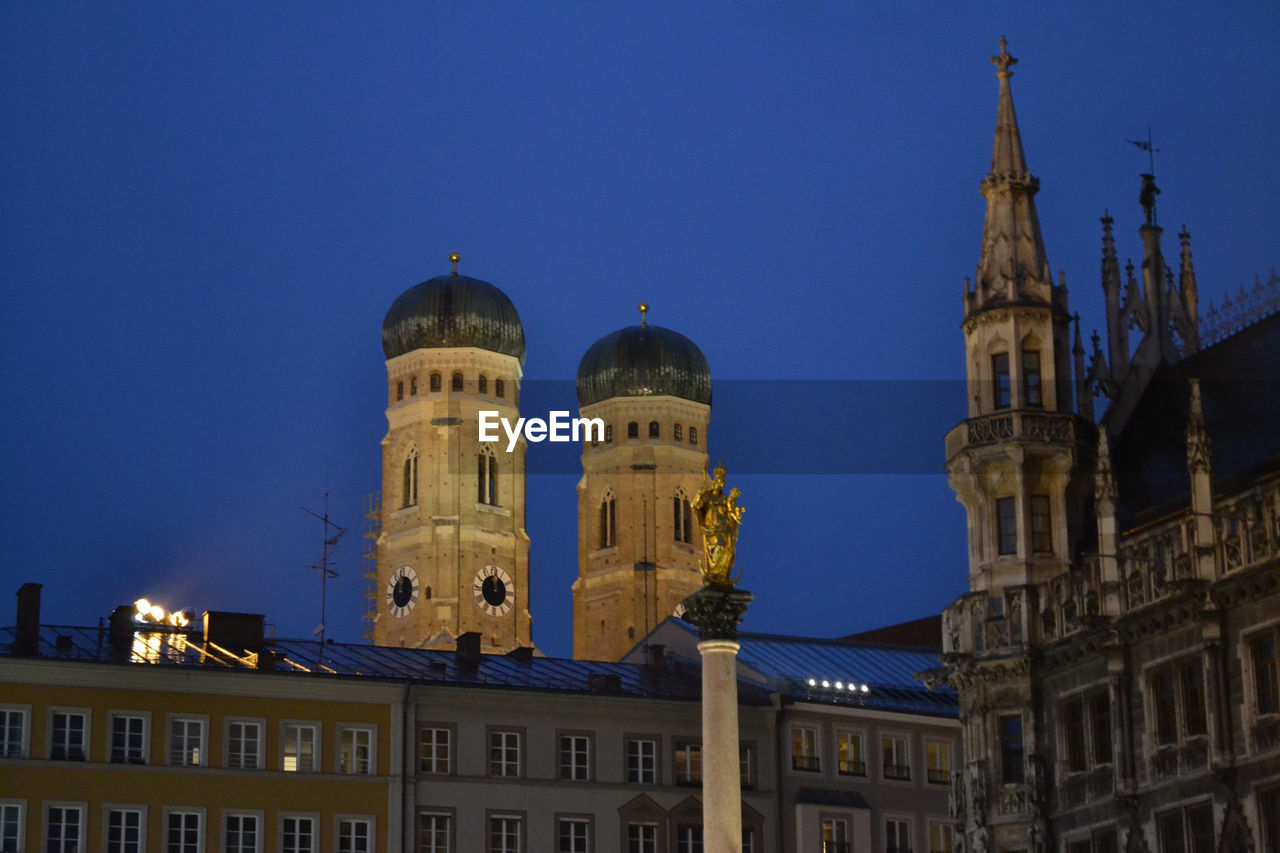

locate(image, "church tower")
[[572, 305, 711, 661], [373, 254, 533, 653]]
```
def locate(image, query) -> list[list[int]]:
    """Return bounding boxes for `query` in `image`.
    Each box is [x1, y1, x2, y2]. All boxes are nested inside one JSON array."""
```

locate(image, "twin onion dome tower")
[[372, 253, 712, 661]]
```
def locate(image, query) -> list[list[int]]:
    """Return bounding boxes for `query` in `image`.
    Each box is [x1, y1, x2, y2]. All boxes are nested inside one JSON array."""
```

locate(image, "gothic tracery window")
[[478, 450, 498, 506], [599, 493, 616, 549], [402, 449, 419, 508]]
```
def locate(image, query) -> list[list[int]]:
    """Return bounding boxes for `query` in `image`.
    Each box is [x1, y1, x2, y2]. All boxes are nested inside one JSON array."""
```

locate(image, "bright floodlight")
[[149, 605, 165, 622], [135, 598, 151, 615], [834, 681, 844, 690], [861, 684, 870, 693], [807, 678, 816, 686], [821, 680, 830, 688]]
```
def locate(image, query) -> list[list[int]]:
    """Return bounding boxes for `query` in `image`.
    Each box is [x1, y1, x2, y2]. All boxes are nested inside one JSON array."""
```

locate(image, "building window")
[[689, 426, 698, 445], [882, 735, 910, 780], [1031, 495, 1052, 553], [675, 825, 702, 853], [674, 497, 693, 543], [0, 803, 24, 853], [674, 424, 682, 441], [925, 740, 951, 784], [1253, 632, 1279, 715], [626, 824, 657, 853], [478, 451, 498, 505], [50, 710, 87, 761], [111, 714, 146, 764], [1001, 714, 1025, 784], [430, 373, 441, 392], [490, 730, 521, 778], [224, 813, 258, 853], [1156, 801, 1214, 853], [281, 816, 316, 853], [885, 818, 911, 853], [165, 810, 201, 853], [339, 726, 373, 775], [107, 807, 143, 853], [792, 726, 819, 772], [1151, 660, 1207, 746], [837, 729, 865, 776], [489, 815, 522, 853], [739, 744, 754, 789], [1182, 662, 1207, 737], [599, 496, 616, 548], [0, 708, 25, 758], [1068, 829, 1119, 853], [996, 496, 1017, 555], [557, 818, 589, 853], [1260, 787, 1280, 853], [396, 381, 404, 401], [479, 374, 488, 394], [674, 740, 701, 785], [403, 450, 419, 508], [648, 421, 660, 438], [627, 738, 657, 784], [410, 376, 418, 395], [627, 421, 639, 439], [282, 722, 318, 772], [1090, 693, 1113, 765], [604, 424, 613, 443], [450, 372, 463, 391], [420, 727, 451, 774], [46, 805, 83, 853], [559, 734, 590, 781], [338, 818, 373, 853], [1023, 349, 1042, 407], [227, 720, 262, 770], [928, 822, 953, 853], [1063, 697, 1087, 772], [419, 812, 451, 853], [992, 352, 1011, 409], [495, 378, 505, 398], [742, 828, 755, 853], [168, 717, 204, 767], [821, 818, 849, 853]]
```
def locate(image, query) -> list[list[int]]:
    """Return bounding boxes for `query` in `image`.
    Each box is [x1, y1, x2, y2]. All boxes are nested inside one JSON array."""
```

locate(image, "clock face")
[[386, 565, 419, 618], [473, 564, 513, 617]]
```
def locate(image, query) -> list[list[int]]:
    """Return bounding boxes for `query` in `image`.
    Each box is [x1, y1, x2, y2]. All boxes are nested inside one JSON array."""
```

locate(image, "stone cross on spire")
[[990, 35, 1017, 79]]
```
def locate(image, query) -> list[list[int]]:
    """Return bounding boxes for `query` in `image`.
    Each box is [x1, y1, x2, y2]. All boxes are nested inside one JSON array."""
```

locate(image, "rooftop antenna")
[[302, 492, 346, 649]]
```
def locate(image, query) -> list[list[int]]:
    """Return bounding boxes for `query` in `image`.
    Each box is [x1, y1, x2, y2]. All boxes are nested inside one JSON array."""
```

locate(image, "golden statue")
[[692, 463, 745, 589]]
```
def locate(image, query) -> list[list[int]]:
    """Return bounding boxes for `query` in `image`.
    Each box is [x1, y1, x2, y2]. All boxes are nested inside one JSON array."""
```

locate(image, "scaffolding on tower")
[[362, 491, 381, 641]]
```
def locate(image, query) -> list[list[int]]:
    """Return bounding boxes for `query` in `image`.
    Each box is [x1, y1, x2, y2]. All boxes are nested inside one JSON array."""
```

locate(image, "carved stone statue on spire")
[[1139, 173, 1160, 226]]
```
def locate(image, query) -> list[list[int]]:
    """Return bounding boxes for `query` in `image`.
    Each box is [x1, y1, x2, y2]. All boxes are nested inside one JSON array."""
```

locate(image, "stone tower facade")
[[373, 259, 533, 653], [572, 309, 711, 661]]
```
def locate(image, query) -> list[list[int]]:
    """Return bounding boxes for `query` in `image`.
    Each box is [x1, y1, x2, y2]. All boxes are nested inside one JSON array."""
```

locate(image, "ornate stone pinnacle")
[[991, 36, 1017, 79], [449, 252, 460, 276]]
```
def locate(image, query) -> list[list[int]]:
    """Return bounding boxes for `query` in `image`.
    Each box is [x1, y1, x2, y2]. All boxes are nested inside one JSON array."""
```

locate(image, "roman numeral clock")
[[473, 564, 514, 617]]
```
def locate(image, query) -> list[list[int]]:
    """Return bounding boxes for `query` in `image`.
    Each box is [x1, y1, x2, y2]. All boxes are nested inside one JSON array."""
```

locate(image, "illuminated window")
[[224, 814, 258, 853], [227, 719, 262, 770], [490, 730, 521, 778], [451, 372, 463, 391], [0, 708, 25, 758], [674, 496, 693, 543], [50, 710, 87, 761], [997, 496, 1017, 555], [1031, 495, 1052, 553], [338, 818, 373, 853], [558, 818, 589, 853], [926, 739, 951, 784], [420, 726, 451, 774], [282, 816, 315, 853], [106, 807, 142, 853], [929, 822, 953, 853], [165, 810, 201, 853], [599, 495, 616, 548], [627, 738, 656, 784], [627, 421, 639, 439], [479, 374, 488, 394], [46, 805, 83, 853], [648, 420, 659, 438], [882, 734, 909, 780], [674, 740, 701, 785], [429, 373, 441, 392], [478, 451, 498, 506], [168, 716, 205, 766], [821, 818, 849, 853], [1023, 349, 1042, 407], [992, 352, 1011, 409], [110, 713, 146, 764], [282, 722, 317, 772], [791, 726, 819, 772], [489, 815, 521, 853], [402, 449, 419, 508], [559, 734, 590, 781], [836, 729, 865, 776], [339, 726, 374, 774], [419, 813, 451, 853]]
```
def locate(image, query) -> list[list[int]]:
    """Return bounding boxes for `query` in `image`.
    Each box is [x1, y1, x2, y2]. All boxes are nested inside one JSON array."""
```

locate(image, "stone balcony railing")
[[945, 410, 1095, 461]]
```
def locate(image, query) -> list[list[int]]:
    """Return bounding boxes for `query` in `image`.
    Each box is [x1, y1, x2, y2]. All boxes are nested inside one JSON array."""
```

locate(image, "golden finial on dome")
[[638, 302, 649, 327], [449, 252, 460, 276]]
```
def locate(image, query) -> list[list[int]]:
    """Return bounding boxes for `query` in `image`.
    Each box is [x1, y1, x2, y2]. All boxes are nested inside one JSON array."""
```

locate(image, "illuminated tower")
[[572, 305, 711, 661], [373, 254, 532, 652]]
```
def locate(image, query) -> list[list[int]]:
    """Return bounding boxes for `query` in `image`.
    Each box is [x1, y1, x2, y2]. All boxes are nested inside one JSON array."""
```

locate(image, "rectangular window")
[[992, 352, 1011, 409], [883, 735, 910, 780], [1157, 802, 1215, 853], [282, 816, 316, 853], [997, 496, 1017, 555], [1001, 714, 1024, 784], [675, 825, 702, 853], [111, 714, 146, 764], [419, 813, 451, 853], [166, 810, 201, 853], [490, 730, 521, 778], [929, 823, 953, 853], [169, 717, 204, 766], [791, 726, 819, 772], [1255, 635, 1280, 715], [557, 818, 589, 853], [339, 726, 373, 775], [0, 803, 24, 853], [1260, 786, 1280, 853], [626, 824, 657, 853], [674, 741, 701, 785], [107, 808, 144, 853], [925, 740, 951, 784], [0, 709, 25, 758], [1094, 827, 1119, 853], [836, 730, 865, 776], [886, 818, 911, 853], [739, 744, 754, 790], [420, 726, 451, 774], [1090, 694, 1113, 765], [822, 818, 850, 853], [559, 734, 590, 781], [338, 818, 373, 853], [50, 711, 87, 761], [283, 723, 317, 772], [742, 827, 755, 853], [1063, 698, 1087, 772], [227, 720, 262, 770], [1152, 669, 1179, 746], [1031, 495, 1052, 553], [627, 738, 656, 784], [225, 813, 258, 853], [1023, 349, 1042, 407], [489, 815, 521, 853], [1181, 662, 1207, 737], [46, 805, 83, 853]]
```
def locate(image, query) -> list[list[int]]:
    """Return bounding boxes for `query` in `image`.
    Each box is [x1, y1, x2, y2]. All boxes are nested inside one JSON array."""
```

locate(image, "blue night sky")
[[2, 4, 1277, 658]]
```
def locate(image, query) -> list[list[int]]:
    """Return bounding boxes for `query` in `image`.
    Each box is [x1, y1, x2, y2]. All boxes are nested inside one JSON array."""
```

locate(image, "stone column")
[[682, 587, 753, 853]]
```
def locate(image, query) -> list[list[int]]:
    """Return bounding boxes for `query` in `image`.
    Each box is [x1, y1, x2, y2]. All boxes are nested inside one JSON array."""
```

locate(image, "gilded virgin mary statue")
[[691, 464, 745, 589]]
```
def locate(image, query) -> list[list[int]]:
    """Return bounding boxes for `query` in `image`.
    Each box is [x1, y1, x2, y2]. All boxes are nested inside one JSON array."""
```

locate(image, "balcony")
[[792, 754, 821, 772], [837, 758, 866, 777], [928, 768, 950, 784], [945, 410, 1093, 461], [883, 763, 911, 781]]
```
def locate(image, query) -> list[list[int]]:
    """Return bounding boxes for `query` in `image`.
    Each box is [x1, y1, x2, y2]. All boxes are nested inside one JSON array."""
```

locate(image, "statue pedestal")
[[682, 587, 753, 853]]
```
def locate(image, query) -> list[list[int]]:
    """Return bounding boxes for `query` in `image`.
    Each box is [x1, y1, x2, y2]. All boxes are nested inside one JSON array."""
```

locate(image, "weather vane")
[[1127, 126, 1159, 174]]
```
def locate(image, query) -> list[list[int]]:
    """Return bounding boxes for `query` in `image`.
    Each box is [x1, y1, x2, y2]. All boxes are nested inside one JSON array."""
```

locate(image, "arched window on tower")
[[674, 492, 693, 543], [599, 493, 617, 549], [1022, 349, 1042, 408], [451, 372, 464, 392], [627, 422, 639, 439], [478, 449, 498, 506], [402, 449, 419, 508], [649, 421, 660, 438], [429, 373, 441, 392], [689, 426, 698, 446], [396, 381, 404, 401], [495, 379, 505, 398], [674, 423, 683, 441], [479, 374, 488, 394], [992, 353, 1012, 410], [410, 376, 418, 396]]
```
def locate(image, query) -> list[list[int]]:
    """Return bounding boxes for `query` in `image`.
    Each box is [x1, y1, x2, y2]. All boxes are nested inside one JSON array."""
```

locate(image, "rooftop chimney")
[[14, 583, 41, 656]]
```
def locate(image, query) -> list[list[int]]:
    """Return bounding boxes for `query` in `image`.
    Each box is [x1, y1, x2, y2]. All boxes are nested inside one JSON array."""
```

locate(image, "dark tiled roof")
[[0, 625, 773, 705], [576, 324, 712, 407]]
